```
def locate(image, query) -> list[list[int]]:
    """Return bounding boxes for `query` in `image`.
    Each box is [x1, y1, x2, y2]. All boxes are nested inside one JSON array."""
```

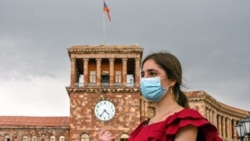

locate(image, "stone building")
[[0, 45, 249, 141], [186, 91, 249, 141], [0, 117, 69, 141]]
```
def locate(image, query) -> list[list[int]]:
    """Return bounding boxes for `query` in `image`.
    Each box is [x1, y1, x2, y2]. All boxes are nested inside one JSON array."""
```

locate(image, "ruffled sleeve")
[[128, 108, 222, 141], [164, 108, 222, 141]]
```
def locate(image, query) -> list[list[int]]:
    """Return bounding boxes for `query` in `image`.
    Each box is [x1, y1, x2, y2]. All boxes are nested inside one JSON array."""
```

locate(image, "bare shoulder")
[[174, 125, 198, 141]]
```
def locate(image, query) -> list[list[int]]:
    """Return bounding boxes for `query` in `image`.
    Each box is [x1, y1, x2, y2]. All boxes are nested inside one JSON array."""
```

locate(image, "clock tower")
[[66, 45, 148, 141]]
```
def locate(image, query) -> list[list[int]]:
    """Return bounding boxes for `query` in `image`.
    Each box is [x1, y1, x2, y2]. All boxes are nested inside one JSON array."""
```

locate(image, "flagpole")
[[103, 0, 106, 45]]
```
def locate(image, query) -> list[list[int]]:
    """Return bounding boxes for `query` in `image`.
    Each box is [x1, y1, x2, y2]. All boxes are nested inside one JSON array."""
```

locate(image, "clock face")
[[94, 100, 116, 121]]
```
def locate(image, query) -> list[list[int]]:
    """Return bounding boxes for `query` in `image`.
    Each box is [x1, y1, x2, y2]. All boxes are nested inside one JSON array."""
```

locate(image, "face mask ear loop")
[[160, 76, 168, 89], [161, 76, 167, 80]]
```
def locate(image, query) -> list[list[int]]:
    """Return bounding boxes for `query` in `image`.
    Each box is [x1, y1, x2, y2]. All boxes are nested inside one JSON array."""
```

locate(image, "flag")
[[103, 1, 111, 21]]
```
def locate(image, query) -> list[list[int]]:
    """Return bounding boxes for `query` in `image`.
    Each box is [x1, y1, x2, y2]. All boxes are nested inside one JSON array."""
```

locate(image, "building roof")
[[67, 45, 143, 56], [0, 116, 69, 127], [185, 90, 250, 117]]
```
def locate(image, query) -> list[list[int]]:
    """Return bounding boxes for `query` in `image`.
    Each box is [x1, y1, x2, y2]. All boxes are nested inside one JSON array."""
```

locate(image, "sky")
[[0, 0, 250, 116]]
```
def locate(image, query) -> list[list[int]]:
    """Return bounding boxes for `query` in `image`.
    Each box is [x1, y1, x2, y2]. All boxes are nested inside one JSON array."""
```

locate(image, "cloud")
[[0, 74, 69, 116], [0, 0, 249, 115]]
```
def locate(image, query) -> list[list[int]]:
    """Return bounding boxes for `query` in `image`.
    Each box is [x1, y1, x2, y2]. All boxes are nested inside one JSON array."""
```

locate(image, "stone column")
[[224, 117, 227, 139], [227, 118, 231, 140], [213, 110, 217, 127], [233, 120, 237, 140], [70, 58, 76, 87], [206, 108, 209, 121], [109, 58, 115, 87], [222, 116, 225, 138], [96, 58, 102, 87], [83, 58, 89, 87], [210, 109, 213, 123], [218, 115, 222, 136], [122, 58, 127, 87], [135, 58, 141, 87]]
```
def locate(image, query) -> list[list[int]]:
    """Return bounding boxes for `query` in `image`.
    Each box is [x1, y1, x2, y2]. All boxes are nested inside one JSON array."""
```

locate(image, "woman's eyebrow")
[[146, 69, 157, 72], [141, 69, 158, 74]]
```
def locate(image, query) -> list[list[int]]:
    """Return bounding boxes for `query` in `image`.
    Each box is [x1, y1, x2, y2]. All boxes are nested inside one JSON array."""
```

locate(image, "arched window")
[[23, 135, 29, 141], [4, 135, 10, 141], [50, 136, 56, 141], [59, 136, 65, 141], [120, 133, 129, 141], [41, 135, 46, 141], [32, 136, 37, 141], [80, 133, 89, 141], [148, 107, 155, 118]]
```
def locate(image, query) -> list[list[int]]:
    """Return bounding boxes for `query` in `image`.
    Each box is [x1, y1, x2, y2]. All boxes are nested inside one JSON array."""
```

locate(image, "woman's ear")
[[169, 79, 177, 87]]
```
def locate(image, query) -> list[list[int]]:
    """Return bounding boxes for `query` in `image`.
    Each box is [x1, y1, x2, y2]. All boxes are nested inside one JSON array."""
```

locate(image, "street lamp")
[[243, 115, 250, 141], [236, 121, 245, 141]]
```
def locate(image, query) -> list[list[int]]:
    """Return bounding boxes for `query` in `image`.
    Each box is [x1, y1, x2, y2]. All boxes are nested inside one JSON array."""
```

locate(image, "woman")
[[99, 51, 222, 141]]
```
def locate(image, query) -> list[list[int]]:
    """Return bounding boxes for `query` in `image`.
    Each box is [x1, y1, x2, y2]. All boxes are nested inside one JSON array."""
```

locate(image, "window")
[[120, 133, 129, 141], [126, 74, 134, 87], [80, 133, 89, 141], [148, 107, 155, 118], [115, 71, 121, 83], [50, 136, 55, 141], [41, 135, 46, 141], [32, 136, 37, 141], [90, 71, 96, 83], [59, 136, 65, 141], [23, 136, 29, 141], [101, 71, 110, 87], [101, 74, 109, 82], [4, 135, 10, 141]]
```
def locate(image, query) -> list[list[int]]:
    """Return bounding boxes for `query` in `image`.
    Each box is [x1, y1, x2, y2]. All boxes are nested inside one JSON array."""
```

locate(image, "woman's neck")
[[155, 102, 179, 116], [148, 99, 181, 125], [155, 92, 178, 114]]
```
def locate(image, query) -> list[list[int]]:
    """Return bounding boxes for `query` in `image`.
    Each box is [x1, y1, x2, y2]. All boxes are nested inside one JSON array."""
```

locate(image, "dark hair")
[[142, 51, 189, 108]]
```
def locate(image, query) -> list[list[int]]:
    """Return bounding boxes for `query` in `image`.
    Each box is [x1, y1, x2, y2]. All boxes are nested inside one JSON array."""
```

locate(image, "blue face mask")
[[140, 77, 168, 102]]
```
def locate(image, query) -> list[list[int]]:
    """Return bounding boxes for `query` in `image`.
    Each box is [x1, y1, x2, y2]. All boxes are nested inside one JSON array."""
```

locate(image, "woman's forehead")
[[142, 59, 162, 71]]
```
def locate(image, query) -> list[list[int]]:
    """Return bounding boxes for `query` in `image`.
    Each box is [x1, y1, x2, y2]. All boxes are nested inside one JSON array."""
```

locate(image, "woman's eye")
[[150, 72, 157, 77], [141, 72, 144, 77]]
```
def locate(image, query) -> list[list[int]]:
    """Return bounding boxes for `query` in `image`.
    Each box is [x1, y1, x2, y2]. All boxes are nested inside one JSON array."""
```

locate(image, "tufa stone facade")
[[0, 45, 249, 141], [66, 45, 143, 141]]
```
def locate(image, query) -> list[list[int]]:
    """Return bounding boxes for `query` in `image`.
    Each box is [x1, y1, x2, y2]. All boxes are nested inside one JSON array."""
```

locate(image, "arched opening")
[[120, 133, 129, 141], [80, 133, 89, 141]]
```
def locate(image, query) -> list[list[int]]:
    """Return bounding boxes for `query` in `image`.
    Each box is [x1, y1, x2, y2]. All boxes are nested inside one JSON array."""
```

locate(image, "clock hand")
[[100, 110, 105, 117], [104, 109, 110, 115]]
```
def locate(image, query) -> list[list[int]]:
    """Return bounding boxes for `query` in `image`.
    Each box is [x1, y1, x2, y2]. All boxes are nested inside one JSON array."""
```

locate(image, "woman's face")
[[141, 59, 171, 87]]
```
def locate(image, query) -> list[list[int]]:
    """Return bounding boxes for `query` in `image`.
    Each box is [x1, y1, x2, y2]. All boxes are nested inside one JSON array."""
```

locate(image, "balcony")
[[74, 82, 135, 88]]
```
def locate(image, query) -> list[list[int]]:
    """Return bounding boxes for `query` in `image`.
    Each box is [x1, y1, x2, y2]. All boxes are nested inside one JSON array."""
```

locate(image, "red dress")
[[129, 108, 222, 141]]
